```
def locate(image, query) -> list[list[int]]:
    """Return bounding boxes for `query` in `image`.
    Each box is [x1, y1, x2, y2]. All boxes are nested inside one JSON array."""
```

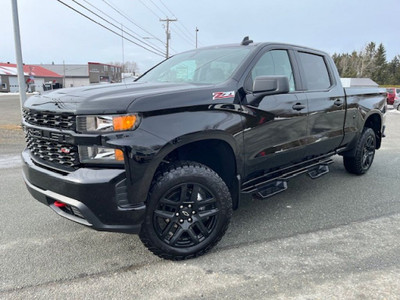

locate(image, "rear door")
[[295, 50, 346, 157]]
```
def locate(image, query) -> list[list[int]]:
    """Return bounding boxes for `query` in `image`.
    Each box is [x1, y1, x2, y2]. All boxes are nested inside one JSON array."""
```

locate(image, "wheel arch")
[[363, 112, 383, 149], [154, 132, 242, 210]]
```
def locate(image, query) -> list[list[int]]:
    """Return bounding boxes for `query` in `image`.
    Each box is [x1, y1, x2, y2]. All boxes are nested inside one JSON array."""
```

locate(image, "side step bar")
[[307, 164, 330, 179], [243, 156, 334, 200], [256, 180, 288, 199]]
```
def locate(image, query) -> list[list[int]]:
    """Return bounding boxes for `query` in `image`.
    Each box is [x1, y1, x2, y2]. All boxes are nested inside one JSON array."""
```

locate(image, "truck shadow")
[[217, 154, 399, 250]]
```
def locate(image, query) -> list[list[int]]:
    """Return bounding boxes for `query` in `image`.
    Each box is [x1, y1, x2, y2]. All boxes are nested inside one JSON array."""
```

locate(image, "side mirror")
[[252, 75, 290, 95]]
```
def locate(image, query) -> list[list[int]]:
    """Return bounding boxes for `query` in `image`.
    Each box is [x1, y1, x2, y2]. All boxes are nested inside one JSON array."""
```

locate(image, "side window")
[[250, 50, 295, 92], [298, 52, 331, 90]]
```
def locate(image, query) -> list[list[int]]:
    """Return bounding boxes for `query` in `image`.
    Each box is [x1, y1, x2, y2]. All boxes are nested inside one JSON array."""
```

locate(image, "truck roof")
[[186, 41, 330, 57]]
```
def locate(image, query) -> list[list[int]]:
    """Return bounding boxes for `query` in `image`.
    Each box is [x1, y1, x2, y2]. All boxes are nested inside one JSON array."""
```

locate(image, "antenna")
[[241, 36, 253, 46]]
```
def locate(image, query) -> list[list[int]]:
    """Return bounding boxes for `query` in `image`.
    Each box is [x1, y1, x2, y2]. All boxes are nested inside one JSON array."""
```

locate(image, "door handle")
[[292, 103, 306, 111], [334, 99, 343, 106]]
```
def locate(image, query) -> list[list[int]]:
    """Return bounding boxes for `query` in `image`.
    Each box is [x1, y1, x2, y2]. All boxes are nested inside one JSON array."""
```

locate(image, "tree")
[[387, 56, 400, 85], [331, 42, 400, 85], [371, 43, 387, 84], [358, 42, 376, 78], [109, 61, 139, 74], [333, 52, 359, 78]]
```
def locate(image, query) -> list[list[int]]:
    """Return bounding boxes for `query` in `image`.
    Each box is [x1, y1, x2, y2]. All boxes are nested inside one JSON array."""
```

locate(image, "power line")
[[81, 0, 165, 51], [72, 0, 165, 55], [138, 0, 161, 19], [155, 0, 198, 47], [157, 0, 197, 44], [138, 0, 199, 49], [100, 0, 164, 45], [137, 0, 181, 52], [171, 23, 195, 45], [158, 0, 176, 18], [149, 0, 167, 17], [57, 0, 164, 57]]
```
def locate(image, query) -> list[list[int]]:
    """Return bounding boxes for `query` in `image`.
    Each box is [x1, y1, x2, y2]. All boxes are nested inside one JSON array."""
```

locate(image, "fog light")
[[79, 145, 124, 164]]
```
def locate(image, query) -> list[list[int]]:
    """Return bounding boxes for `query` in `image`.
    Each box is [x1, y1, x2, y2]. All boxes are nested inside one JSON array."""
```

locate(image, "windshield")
[[137, 47, 251, 84]]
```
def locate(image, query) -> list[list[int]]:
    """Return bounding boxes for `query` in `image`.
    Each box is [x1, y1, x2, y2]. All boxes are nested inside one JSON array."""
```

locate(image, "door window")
[[250, 50, 295, 92], [298, 52, 331, 90]]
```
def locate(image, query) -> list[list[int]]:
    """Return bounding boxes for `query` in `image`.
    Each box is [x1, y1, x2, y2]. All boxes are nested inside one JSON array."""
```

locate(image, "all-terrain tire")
[[343, 127, 376, 175], [139, 161, 232, 260]]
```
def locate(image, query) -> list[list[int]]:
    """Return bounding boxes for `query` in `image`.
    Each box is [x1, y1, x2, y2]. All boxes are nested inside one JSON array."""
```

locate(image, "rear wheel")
[[343, 127, 376, 175], [139, 161, 232, 260]]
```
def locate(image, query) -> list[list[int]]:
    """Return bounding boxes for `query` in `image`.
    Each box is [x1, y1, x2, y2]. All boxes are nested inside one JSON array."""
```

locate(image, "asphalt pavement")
[[0, 94, 399, 299]]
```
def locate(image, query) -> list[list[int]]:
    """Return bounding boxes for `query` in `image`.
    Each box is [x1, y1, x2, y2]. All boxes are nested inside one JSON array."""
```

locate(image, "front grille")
[[23, 108, 76, 131], [26, 135, 79, 168]]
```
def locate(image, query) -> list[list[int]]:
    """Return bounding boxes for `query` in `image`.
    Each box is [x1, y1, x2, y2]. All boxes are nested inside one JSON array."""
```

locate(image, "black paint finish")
[[21, 42, 386, 232]]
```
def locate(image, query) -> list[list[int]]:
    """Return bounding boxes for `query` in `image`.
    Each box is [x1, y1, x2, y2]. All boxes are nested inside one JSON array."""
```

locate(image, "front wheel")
[[343, 127, 376, 175], [139, 161, 232, 260]]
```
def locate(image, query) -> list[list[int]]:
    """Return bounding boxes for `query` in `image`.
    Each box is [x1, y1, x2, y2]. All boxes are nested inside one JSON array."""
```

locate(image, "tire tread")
[[139, 161, 232, 260]]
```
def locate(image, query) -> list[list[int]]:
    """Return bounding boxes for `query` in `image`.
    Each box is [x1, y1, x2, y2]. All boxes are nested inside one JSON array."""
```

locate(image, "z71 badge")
[[212, 91, 235, 100]]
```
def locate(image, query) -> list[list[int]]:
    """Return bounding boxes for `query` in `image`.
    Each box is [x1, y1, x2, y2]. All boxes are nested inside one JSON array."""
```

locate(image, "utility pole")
[[160, 18, 177, 59], [63, 60, 66, 88], [121, 24, 125, 72], [11, 0, 26, 107], [195, 27, 199, 48]]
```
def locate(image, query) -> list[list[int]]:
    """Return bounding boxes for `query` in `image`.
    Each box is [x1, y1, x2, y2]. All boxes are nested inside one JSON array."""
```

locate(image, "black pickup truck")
[[22, 38, 386, 260]]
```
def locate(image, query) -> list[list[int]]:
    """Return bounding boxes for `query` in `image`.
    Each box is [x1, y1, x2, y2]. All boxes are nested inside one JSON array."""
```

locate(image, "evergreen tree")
[[359, 42, 376, 78], [331, 42, 400, 85], [387, 56, 400, 85], [372, 43, 387, 84]]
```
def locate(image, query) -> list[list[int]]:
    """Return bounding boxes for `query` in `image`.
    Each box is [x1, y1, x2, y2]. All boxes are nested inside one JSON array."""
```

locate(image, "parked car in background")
[[393, 96, 400, 111], [386, 87, 400, 105]]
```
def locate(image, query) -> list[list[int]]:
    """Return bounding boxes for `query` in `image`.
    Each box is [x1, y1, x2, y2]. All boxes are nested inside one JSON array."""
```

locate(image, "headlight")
[[76, 114, 140, 133], [79, 145, 124, 164]]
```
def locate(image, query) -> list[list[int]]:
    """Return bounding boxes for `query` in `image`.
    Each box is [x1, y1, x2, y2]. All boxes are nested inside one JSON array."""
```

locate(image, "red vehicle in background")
[[386, 87, 400, 105]]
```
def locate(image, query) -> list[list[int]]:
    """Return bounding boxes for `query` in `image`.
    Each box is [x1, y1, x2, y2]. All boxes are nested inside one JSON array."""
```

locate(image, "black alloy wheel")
[[360, 134, 375, 170], [153, 183, 219, 248], [139, 161, 232, 260], [343, 127, 376, 175]]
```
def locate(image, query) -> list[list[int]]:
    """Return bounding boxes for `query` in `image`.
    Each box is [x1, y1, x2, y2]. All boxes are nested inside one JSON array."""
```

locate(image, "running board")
[[307, 164, 330, 179], [255, 180, 287, 199], [242, 157, 333, 200]]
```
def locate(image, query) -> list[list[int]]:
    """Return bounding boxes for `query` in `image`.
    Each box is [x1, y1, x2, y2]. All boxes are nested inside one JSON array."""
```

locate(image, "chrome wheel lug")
[[192, 211, 196, 215], [188, 218, 192, 222], [179, 219, 184, 223], [165, 218, 170, 223], [180, 205, 184, 209], [188, 204, 192, 208], [175, 212, 179, 216]]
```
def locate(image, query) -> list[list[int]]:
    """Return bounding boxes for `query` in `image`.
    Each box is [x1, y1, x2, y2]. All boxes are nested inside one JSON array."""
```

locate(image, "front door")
[[241, 48, 308, 180]]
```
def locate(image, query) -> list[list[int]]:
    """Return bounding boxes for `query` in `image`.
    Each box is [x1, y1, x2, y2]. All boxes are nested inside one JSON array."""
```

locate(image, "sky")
[[1, 0, 399, 73]]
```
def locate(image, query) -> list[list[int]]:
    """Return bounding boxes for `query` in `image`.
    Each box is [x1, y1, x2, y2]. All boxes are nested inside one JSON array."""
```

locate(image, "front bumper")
[[22, 149, 146, 233]]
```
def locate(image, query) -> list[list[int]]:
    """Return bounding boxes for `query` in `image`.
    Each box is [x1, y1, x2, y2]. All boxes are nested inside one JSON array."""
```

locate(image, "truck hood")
[[23, 82, 229, 114]]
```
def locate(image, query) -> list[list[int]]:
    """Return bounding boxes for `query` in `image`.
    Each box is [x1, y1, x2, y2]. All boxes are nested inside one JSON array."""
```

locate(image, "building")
[[88, 62, 122, 84], [37, 64, 89, 88], [0, 63, 62, 93], [1, 62, 123, 93], [37, 62, 122, 87]]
